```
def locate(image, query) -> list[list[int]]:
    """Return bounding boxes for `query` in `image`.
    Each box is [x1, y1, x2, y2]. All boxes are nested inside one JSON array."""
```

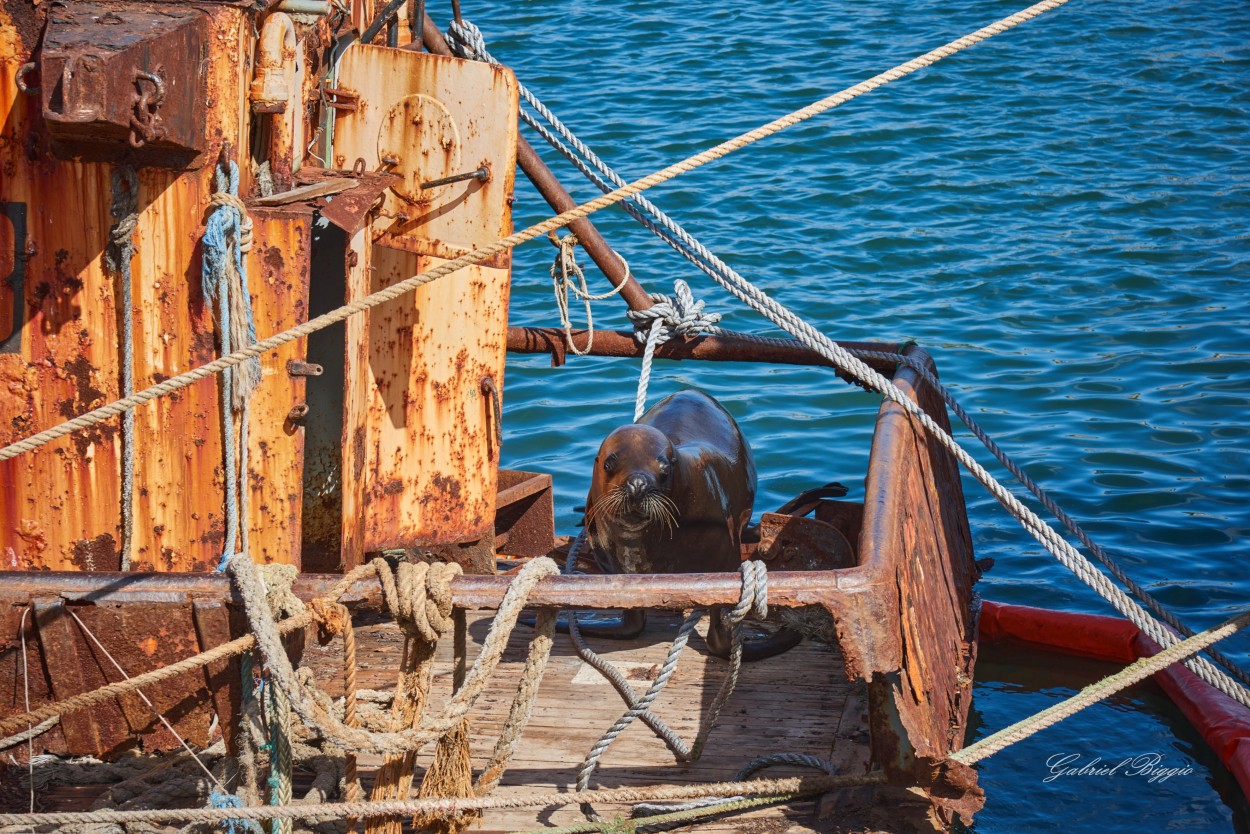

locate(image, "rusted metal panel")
[[0, 130, 124, 571], [329, 43, 516, 571], [72, 600, 216, 752], [31, 598, 124, 756], [494, 469, 555, 558], [22, 597, 218, 757], [241, 209, 312, 567], [37, 2, 211, 168], [338, 226, 371, 569], [332, 44, 519, 268], [129, 167, 228, 572], [0, 5, 284, 572], [0, 597, 67, 758], [190, 599, 244, 755], [756, 512, 855, 571], [858, 348, 978, 808]]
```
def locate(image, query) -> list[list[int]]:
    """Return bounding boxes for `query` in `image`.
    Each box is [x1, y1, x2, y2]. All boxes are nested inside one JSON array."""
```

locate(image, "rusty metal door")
[[332, 46, 518, 571]]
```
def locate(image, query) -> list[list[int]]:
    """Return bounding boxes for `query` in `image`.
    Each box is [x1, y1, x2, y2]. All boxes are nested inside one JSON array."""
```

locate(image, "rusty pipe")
[[413, 13, 653, 312], [507, 325, 906, 377], [0, 569, 859, 611]]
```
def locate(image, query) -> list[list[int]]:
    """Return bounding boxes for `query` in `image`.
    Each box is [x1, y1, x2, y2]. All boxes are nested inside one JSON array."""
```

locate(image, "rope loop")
[[626, 280, 722, 347], [549, 231, 631, 356], [730, 560, 769, 625], [627, 280, 720, 420], [445, 17, 492, 62]]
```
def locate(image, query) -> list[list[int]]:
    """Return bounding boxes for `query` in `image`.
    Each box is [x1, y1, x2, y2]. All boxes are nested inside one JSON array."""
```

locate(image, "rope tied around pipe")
[[625, 280, 722, 420], [549, 231, 632, 357]]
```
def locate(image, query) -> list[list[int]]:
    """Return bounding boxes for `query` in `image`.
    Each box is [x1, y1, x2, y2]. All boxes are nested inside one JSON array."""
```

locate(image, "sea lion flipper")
[[519, 608, 647, 639], [705, 604, 803, 663]]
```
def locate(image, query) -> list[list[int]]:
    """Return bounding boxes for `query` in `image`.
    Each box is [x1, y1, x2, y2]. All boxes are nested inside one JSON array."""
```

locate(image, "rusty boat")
[[0, 1, 995, 831]]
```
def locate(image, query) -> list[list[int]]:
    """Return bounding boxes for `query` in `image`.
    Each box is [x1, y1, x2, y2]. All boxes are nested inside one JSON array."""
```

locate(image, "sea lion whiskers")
[[643, 491, 680, 537]]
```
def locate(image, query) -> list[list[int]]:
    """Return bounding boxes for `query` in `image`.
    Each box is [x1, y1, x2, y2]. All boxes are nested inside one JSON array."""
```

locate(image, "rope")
[[225, 554, 561, 756], [631, 752, 838, 826], [269, 678, 294, 834], [625, 281, 722, 421], [203, 160, 259, 569], [953, 608, 1250, 765], [454, 7, 1250, 706], [0, 773, 889, 827], [0, 714, 58, 752], [474, 609, 558, 796], [0, 0, 1073, 467], [104, 165, 139, 571], [513, 793, 799, 834], [574, 556, 769, 822], [549, 232, 631, 356]]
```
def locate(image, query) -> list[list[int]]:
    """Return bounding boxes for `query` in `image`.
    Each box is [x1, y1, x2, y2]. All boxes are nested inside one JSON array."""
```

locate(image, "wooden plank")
[[300, 611, 862, 833]]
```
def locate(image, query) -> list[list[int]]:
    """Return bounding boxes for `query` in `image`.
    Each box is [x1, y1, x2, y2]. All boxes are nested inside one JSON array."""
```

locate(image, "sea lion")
[[581, 389, 801, 661]]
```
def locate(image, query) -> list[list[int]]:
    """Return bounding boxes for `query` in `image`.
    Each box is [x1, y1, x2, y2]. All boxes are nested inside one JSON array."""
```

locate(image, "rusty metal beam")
[[414, 13, 653, 312], [507, 325, 906, 375], [0, 568, 866, 611]]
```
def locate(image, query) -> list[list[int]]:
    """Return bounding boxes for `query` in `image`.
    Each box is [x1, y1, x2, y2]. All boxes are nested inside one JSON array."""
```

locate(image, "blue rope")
[[203, 161, 260, 571], [209, 790, 264, 834]]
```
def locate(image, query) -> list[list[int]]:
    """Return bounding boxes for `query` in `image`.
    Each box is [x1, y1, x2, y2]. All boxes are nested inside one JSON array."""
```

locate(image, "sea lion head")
[[586, 424, 680, 548]]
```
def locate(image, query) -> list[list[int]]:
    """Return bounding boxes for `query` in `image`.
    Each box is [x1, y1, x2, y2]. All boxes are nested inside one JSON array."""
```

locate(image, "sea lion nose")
[[625, 475, 648, 498]]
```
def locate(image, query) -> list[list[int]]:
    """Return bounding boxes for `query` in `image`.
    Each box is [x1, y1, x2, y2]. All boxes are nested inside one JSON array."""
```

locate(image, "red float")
[[979, 600, 1250, 801]]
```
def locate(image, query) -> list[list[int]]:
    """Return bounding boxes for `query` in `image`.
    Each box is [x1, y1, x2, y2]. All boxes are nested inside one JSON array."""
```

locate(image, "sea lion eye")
[[603, 454, 618, 473], [657, 459, 670, 479]]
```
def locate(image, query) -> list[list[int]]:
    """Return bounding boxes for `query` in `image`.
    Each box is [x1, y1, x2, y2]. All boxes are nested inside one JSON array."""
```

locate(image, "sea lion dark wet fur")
[[582, 389, 801, 661]]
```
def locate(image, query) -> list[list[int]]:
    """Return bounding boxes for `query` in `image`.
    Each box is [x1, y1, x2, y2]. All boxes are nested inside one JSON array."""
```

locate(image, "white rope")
[[625, 280, 722, 420], [574, 552, 769, 822], [549, 233, 631, 356]]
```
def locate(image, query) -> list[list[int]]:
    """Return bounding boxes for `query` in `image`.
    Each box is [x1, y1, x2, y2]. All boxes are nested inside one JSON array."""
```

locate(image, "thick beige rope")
[[226, 555, 561, 756], [0, 0, 1070, 464], [953, 609, 1250, 765], [0, 772, 887, 827]]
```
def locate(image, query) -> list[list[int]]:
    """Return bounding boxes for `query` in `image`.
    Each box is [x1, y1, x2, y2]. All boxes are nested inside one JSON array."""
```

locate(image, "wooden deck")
[[303, 609, 876, 833]]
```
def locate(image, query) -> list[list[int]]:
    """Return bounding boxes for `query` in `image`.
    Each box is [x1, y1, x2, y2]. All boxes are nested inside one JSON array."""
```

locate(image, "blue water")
[[459, 0, 1249, 829]]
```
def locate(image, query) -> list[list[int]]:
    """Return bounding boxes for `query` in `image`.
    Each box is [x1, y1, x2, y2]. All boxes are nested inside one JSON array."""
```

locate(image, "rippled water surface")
[[454, 0, 1248, 829]]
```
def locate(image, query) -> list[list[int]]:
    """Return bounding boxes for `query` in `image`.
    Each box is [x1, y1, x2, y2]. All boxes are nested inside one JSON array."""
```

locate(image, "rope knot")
[[207, 191, 253, 253], [446, 18, 491, 63], [728, 560, 768, 625], [308, 597, 350, 644], [626, 280, 721, 347], [371, 558, 463, 642]]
